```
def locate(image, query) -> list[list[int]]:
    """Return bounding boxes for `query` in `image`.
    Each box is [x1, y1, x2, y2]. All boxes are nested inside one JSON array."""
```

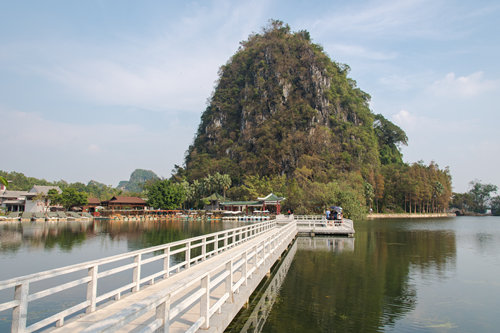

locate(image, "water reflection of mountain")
[[261, 227, 457, 332]]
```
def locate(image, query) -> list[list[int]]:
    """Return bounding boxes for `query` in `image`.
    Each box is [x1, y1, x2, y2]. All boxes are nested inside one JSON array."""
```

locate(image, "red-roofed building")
[[101, 196, 147, 210], [83, 197, 101, 213]]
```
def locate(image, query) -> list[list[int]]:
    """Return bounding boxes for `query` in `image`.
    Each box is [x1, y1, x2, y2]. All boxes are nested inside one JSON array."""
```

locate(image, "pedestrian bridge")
[[0, 215, 353, 333]]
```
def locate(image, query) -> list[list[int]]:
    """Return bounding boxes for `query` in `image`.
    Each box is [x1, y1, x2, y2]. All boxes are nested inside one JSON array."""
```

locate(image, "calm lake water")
[[1, 216, 500, 332]]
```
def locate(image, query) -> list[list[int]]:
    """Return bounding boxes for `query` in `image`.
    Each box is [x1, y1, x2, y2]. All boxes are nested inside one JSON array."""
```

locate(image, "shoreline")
[[366, 213, 455, 219]]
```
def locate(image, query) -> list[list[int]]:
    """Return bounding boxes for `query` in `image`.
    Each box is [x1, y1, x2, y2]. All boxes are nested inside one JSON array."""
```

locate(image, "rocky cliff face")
[[185, 21, 380, 182]]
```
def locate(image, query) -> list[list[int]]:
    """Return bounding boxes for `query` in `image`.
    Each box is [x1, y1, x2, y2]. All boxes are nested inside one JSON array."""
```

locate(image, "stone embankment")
[[367, 213, 455, 219]]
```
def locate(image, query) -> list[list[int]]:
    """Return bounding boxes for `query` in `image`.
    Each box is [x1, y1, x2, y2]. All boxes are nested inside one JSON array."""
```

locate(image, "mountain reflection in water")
[[260, 220, 459, 333]]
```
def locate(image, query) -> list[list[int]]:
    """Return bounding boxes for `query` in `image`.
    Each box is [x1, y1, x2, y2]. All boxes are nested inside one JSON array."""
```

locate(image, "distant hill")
[[117, 169, 159, 193]]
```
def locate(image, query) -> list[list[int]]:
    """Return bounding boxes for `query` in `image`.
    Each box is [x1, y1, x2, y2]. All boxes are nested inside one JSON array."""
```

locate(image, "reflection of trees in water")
[[0, 220, 231, 255], [262, 226, 457, 332], [92, 219, 228, 253], [0, 222, 94, 253], [0, 229, 22, 252]]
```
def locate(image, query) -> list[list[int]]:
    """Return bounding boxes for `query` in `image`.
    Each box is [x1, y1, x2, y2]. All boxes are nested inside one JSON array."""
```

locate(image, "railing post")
[[224, 232, 228, 249], [202, 237, 207, 261], [201, 274, 210, 329], [186, 242, 191, 269], [133, 253, 142, 292], [214, 234, 219, 254], [86, 265, 98, 313], [264, 238, 268, 262], [163, 247, 170, 278], [12, 281, 29, 333], [156, 294, 171, 333], [244, 250, 248, 286], [253, 244, 259, 269], [225, 261, 233, 303]]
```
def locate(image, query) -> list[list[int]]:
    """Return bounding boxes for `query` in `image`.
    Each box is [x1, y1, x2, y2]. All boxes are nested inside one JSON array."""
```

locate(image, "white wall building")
[[24, 186, 62, 213]]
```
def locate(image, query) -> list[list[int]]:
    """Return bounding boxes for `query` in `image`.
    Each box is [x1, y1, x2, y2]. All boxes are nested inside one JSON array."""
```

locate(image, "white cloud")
[[326, 43, 397, 61], [16, 1, 269, 114], [309, 0, 450, 39], [392, 109, 418, 130], [0, 107, 193, 185], [430, 72, 498, 97], [379, 75, 413, 91]]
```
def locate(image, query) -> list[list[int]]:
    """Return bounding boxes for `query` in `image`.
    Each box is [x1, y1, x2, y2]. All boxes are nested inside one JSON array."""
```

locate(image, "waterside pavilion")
[[221, 193, 285, 214]]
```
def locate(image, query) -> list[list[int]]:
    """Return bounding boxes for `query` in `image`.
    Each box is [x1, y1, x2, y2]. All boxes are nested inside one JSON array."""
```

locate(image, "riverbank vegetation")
[[451, 180, 499, 215], [0, 170, 141, 200]]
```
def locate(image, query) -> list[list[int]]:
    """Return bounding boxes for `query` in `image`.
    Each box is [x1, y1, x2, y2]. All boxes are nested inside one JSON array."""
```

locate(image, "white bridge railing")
[[294, 215, 354, 230], [0, 220, 279, 333], [83, 220, 297, 332]]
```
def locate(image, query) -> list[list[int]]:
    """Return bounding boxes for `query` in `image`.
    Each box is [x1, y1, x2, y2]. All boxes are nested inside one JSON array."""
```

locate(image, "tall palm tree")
[[220, 174, 232, 200], [0, 176, 7, 188]]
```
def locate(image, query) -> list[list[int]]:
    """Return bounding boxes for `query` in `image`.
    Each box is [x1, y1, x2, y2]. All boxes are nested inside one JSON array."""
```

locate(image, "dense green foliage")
[[373, 114, 408, 165], [0, 170, 58, 190], [180, 172, 232, 209], [467, 181, 497, 214], [146, 179, 185, 210], [186, 21, 380, 183], [491, 196, 500, 216], [0, 176, 7, 188], [0, 170, 140, 200], [51, 188, 88, 210], [181, 21, 452, 215], [451, 180, 498, 214], [374, 161, 452, 213]]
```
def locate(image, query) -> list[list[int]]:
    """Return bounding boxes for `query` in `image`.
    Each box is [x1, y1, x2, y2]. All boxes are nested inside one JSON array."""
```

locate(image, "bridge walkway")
[[50, 222, 296, 333]]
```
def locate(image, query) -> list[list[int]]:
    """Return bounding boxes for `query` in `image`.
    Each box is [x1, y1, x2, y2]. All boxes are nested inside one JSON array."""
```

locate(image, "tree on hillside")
[[147, 179, 185, 210], [373, 114, 408, 165]]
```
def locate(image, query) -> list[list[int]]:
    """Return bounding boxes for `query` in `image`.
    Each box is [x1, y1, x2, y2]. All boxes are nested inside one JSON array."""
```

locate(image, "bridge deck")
[[50, 224, 295, 333], [284, 215, 355, 237]]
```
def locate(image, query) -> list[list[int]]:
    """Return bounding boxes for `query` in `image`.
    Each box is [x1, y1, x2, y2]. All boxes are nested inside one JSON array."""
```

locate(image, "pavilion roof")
[[221, 201, 261, 206], [87, 197, 101, 205], [257, 193, 285, 202], [203, 193, 225, 201]]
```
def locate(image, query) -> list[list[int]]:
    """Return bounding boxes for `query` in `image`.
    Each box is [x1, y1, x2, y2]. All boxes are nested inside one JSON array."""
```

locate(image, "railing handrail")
[[0, 220, 275, 289], [0, 219, 278, 333], [81, 221, 298, 332], [294, 215, 324, 220], [294, 216, 354, 229]]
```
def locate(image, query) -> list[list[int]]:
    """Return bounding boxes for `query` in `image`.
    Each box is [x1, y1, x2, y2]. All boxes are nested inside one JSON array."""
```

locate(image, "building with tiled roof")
[[101, 196, 147, 210]]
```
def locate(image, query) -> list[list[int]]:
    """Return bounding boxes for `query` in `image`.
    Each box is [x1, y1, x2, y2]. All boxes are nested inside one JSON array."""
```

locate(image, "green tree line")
[[451, 180, 499, 215], [0, 170, 136, 200]]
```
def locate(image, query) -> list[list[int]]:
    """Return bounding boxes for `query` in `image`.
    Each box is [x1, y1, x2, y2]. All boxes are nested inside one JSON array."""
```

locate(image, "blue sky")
[[1, 0, 499, 192]]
